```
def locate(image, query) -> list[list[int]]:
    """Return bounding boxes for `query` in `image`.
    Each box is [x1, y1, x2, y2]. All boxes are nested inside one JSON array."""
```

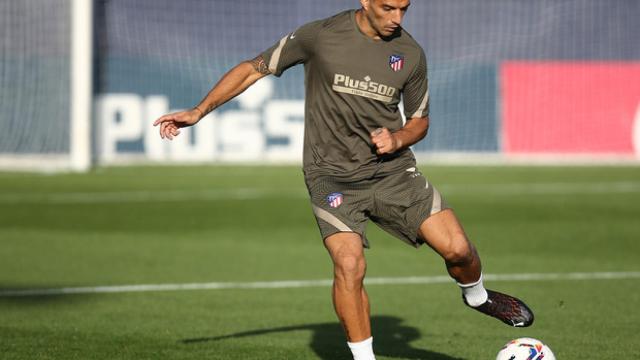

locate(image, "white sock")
[[457, 273, 488, 307], [347, 336, 376, 360]]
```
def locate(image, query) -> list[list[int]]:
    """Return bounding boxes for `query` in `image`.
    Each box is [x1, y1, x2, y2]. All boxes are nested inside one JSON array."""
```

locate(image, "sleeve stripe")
[[410, 89, 429, 118], [268, 35, 289, 74]]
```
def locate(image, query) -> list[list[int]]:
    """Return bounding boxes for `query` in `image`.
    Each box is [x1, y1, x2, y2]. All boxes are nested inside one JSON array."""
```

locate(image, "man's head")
[[359, 0, 411, 38]]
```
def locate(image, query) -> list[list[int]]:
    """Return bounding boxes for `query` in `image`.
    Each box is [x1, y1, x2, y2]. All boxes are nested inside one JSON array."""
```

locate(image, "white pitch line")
[[1, 271, 639, 298]]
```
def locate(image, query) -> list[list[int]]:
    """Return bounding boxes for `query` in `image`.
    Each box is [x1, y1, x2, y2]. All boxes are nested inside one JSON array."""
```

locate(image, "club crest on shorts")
[[326, 192, 344, 208], [389, 54, 404, 72]]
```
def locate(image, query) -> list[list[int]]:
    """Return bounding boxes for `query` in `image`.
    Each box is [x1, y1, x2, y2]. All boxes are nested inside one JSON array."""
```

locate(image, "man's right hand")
[[152, 107, 204, 140]]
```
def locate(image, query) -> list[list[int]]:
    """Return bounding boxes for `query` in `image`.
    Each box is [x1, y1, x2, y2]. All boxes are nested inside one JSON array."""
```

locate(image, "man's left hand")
[[370, 127, 401, 155]]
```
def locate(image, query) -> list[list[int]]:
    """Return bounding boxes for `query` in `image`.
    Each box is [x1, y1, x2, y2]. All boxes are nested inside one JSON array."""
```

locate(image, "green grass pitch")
[[1, 165, 639, 359]]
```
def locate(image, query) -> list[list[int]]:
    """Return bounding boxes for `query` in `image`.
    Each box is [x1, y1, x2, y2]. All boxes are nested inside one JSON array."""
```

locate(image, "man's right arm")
[[153, 55, 271, 140], [196, 55, 271, 116], [154, 18, 321, 139]]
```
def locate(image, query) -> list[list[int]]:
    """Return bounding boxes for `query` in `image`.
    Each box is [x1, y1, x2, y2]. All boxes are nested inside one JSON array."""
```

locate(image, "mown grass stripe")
[[2, 181, 639, 204]]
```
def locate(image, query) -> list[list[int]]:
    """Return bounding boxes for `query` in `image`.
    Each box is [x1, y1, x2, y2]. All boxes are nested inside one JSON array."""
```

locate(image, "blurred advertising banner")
[[502, 62, 640, 156], [91, 1, 640, 164], [96, 77, 305, 163]]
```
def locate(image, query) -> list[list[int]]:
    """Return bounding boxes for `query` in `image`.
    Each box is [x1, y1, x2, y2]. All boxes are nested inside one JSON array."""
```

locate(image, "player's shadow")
[[182, 315, 465, 360], [0, 286, 93, 305]]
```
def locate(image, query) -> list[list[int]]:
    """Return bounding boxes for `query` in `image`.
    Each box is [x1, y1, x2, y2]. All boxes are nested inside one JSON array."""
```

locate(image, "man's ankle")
[[347, 336, 376, 360], [457, 273, 488, 307]]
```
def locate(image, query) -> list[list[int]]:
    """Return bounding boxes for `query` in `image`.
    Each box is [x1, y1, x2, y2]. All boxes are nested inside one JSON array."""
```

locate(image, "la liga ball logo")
[[495, 338, 555, 360]]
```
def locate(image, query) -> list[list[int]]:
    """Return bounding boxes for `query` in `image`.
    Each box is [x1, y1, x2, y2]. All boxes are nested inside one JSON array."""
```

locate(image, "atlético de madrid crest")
[[389, 54, 404, 72], [326, 192, 343, 208]]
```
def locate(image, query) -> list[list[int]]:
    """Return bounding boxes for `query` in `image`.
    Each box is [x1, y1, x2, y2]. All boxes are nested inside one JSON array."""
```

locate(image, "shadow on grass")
[[182, 315, 465, 360], [0, 286, 93, 306]]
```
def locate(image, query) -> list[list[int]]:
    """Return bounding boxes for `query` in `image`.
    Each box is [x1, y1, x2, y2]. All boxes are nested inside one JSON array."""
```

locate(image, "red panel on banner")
[[501, 62, 640, 154]]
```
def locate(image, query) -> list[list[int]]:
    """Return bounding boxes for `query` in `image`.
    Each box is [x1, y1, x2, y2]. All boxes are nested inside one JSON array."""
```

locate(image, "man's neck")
[[355, 9, 381, 40]]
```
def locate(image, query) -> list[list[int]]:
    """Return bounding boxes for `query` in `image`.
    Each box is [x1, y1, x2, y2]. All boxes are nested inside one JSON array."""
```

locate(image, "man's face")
[[361, 0, 411, 38]]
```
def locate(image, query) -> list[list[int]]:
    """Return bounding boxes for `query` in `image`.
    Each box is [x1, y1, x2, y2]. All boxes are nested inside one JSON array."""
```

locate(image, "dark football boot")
[[465, 289, 534, 327]]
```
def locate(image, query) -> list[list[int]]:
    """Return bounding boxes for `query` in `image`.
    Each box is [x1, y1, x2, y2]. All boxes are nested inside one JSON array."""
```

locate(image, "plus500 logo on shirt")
[[332, 73, 397, 103]]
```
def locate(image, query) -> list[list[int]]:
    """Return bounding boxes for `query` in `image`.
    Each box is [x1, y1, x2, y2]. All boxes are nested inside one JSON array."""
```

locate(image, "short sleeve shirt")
[[261, 10, 429, 181]]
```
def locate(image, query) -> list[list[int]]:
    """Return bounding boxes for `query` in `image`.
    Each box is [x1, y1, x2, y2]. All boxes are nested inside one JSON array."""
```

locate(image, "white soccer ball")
[[496, 337, 556, 360]]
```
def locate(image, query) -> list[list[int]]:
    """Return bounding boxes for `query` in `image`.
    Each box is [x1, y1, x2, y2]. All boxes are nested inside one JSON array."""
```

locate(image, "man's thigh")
[[324, 232, 366, 264], [370, 167, 448, 247], [305, 175, 374, 247], [418, 208, 470, 257]]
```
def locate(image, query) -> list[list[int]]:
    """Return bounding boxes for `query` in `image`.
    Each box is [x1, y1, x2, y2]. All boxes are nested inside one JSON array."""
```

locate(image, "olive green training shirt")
[[261, 9, 430, 181]]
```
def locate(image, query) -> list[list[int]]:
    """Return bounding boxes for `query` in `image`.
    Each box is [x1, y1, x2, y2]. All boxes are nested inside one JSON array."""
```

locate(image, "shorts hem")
[[412, 205, 452, 246], [321, 230, 370, 249]]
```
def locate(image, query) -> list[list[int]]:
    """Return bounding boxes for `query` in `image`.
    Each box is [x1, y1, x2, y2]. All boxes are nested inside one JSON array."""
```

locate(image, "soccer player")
[[153, 1, 534, 359]]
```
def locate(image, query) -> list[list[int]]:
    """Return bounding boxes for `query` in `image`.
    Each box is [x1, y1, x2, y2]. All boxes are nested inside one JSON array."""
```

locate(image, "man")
[[154, 1, 534, 359]]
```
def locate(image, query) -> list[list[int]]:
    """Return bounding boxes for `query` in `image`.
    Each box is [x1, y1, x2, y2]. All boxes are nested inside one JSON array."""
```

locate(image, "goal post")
[[70, 0, 93, 172]]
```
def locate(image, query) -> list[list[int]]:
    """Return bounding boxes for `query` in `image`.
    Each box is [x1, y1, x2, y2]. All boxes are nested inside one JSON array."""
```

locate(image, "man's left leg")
[[418, 209, 534, 327]]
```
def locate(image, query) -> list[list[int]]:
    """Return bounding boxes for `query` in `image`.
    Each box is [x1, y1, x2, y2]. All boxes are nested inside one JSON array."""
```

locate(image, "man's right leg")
[[324, 232, 371, 341], [324, 232, 375, 360]]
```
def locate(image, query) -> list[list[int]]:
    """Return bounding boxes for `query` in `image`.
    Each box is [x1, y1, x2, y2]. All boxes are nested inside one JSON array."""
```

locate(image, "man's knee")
[[443, 236, 476, 265], [325, 232, 367, 290], [333, 254, 366, 288]]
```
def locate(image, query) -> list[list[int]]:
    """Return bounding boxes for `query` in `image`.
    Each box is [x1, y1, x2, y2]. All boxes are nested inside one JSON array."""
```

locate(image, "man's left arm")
[[370, 116, 429, 155], [373, 46, 430, 155]]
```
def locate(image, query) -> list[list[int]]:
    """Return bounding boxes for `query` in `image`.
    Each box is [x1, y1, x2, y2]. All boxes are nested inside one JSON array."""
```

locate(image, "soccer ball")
[[496, 337, 556, 360]]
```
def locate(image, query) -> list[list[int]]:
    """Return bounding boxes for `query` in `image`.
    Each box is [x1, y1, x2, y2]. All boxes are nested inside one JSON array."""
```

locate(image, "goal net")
[[0, 0, 91, 172]]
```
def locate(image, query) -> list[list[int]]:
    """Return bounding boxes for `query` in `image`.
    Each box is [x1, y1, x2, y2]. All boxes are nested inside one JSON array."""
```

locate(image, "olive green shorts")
[[304, 167, 449, 248]]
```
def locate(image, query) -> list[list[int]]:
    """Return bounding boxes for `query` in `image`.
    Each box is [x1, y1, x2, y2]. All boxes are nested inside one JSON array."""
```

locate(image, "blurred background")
[[1, 1, 640, 359], [1, 0, 639, 171]]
